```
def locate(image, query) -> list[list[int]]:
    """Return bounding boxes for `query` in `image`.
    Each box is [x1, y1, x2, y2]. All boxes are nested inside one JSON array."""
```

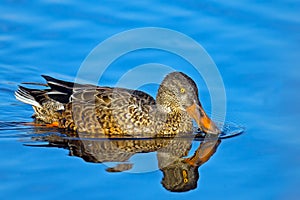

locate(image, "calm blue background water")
[[0, 0, 299, 199]]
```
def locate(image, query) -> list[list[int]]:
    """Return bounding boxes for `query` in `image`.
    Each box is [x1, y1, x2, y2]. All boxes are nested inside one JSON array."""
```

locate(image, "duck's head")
[[157, 72, 220, 134]]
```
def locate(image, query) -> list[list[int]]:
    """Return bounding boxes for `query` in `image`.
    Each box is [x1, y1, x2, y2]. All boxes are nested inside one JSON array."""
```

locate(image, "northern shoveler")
[[15, 72, 220, 136]]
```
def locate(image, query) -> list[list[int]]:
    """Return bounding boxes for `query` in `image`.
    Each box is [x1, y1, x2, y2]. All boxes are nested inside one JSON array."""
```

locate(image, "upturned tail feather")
[[14, 75, 75, 107]]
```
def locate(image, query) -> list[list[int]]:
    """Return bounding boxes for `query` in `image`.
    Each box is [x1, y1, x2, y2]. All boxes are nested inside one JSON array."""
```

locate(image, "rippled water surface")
[[0, 0, 299, 199]]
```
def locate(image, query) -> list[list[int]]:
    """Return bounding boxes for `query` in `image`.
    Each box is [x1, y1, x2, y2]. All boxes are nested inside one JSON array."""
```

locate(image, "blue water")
[[0, 0, 299, 199]]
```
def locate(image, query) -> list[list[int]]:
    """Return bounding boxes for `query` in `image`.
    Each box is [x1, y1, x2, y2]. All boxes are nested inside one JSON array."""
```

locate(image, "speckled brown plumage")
[[15, 72, 220, 137]]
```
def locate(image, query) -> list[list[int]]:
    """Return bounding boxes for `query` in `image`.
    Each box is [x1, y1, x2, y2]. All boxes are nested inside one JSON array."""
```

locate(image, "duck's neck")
[[156, 85, 179, 113], [155, 101, 193, 136], [154, 109, 193, 136]]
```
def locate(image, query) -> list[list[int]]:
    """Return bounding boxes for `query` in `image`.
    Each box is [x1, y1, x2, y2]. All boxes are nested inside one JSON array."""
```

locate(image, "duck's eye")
[[180, 88, 185, 94]]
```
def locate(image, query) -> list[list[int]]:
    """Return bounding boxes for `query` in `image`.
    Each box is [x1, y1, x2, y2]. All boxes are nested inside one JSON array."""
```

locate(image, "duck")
[[15, 72, 220, 137]]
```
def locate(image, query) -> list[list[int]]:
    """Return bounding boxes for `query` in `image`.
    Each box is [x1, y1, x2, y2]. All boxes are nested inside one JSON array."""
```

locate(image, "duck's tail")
[[15, 75, 77, 124], [14, 75, 75, 108], [15, 85, 46, 108]]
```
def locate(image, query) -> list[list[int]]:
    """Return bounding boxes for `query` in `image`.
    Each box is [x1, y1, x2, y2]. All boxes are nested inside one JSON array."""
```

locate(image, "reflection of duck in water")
[[29, 131, 220, 192], [158, 136, 220, 192], [15, 72, 220, 136]]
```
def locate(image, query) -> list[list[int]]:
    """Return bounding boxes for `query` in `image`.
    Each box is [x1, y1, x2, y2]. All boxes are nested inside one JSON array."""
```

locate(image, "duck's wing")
[[16, 75, 156, 108], [69, 83, 156, 135], [70, 84, 156, 106]]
